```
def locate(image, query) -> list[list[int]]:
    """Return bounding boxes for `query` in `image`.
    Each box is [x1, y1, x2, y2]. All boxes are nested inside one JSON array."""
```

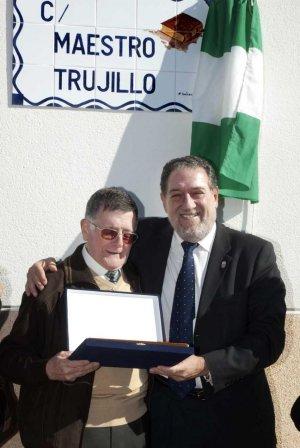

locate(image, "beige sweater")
[[86, 273, 148, 427]]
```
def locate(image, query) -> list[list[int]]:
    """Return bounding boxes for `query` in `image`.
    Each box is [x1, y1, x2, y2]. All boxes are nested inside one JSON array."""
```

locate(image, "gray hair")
[[160, 155, 218, 195], [85, 187, 138, 225]]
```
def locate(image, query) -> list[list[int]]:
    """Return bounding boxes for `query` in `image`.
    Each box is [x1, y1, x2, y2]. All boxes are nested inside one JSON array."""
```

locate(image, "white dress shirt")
[[161, 223, 216, 341], [82, 245, 108, 277], [160, 223, 216, 387]]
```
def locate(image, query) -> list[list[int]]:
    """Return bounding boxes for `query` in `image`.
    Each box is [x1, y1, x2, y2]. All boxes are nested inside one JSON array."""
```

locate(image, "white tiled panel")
[[13, 0, 200, 111], [95, 28, 137, 70], [15, 64, 54, 105], [56, 0, 96, 26], [175, 38, 202, 73], [54, 66, 96, 107], [134, 69, 176, 111], [14, 0, 56, 24], [175, 70, 197, 111], [96, 0, 136, 29], [94, 68, 136, 110], [176, 0, 208, 24], [54, 25, 96, 68], [136, 30, 175, 72], [137, 0, 176, 31], [16, 23, 55, 65]]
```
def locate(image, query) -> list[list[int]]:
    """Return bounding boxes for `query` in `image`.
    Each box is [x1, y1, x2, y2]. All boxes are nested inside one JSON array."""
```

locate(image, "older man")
[[24, 156, 286, 448], [0, 188, 148, 448]]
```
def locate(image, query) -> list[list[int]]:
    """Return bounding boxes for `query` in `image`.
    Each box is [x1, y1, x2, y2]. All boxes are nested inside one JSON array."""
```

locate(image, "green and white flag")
[[191, 0, 263, 202]]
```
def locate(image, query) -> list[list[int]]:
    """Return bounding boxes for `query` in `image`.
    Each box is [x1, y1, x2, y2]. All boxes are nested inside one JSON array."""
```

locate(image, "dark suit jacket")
[[129, 218, 286, 393], [291, 396, 300, 431], [0, 369, 18, 447], [0, 303, 18, 447]]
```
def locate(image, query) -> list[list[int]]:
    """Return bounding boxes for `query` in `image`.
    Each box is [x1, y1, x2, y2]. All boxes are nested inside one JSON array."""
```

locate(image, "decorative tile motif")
[[95, 68, 136, 110], [14, 0, 56, 24], [12, 0, 208, 111], [134, 70, 176, 112], [54, 66, 95, 108], [13, 64, 54, 106]]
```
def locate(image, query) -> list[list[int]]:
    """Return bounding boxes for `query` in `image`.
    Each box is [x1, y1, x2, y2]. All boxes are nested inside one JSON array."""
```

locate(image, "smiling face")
[[81, 208, 136, 270], [161, 167, 218, 242]]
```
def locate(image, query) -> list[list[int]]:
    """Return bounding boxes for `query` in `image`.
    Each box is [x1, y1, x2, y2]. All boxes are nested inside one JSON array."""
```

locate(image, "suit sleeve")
[[203, 241, 286, 392], [0, 293, 50, 385]]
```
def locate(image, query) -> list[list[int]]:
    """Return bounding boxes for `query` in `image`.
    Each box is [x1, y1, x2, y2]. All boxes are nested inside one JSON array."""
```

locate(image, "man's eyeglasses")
[[88, 221, 138, 245]]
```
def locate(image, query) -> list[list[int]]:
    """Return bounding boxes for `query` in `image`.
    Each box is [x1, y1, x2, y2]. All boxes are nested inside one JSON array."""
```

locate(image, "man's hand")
[[149, 355, 208, 382], [46, 351, 100, 382], [25, 258, 57, 297]]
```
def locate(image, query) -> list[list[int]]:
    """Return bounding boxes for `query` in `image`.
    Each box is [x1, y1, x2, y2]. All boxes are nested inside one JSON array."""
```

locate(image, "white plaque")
[[66, 289, 164, 351]]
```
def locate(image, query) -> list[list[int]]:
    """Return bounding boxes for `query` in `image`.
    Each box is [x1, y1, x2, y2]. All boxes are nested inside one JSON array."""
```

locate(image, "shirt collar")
[[82, 245, 107, 277], [174, 222, 216, 253]]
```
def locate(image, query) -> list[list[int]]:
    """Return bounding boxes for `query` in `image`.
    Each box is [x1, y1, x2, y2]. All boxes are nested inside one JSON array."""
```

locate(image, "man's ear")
[[213, 187, 219, 206], [160, 192, 167, 213], [81, 219, 89, 241]]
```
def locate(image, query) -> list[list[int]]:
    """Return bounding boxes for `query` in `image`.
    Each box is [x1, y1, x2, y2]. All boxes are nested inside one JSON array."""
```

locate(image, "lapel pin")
[[221, 260, 227, 269]]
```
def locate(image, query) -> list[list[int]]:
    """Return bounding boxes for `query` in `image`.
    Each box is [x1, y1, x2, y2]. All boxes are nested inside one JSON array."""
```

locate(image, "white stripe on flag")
[[193, 46, 263, 126], [238, 48, 263, 119]]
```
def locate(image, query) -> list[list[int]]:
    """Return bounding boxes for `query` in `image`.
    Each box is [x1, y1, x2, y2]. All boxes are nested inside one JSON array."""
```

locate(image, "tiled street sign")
[[12, 0, 207, 111]]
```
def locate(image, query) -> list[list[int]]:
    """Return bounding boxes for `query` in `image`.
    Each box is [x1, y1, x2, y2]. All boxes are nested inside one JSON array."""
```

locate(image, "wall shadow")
[[5, 1, 253, 269], [105, 1, 208, 219], [6, 0, 249, 225], [102, 1, 250, 228], [50, 0, 248, 262]]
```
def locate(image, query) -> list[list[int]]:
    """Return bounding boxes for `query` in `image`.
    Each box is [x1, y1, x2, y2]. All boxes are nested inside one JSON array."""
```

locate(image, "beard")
[[172, 212, 216, 243]]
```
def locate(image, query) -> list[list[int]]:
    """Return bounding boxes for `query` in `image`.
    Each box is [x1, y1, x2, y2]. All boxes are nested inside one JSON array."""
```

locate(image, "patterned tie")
[[105, 269, 121, 284], [169, 241, 198, 397]]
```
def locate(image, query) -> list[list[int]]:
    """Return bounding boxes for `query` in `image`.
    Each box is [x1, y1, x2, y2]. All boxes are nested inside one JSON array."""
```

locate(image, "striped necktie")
[[105, 269, 121, 284]]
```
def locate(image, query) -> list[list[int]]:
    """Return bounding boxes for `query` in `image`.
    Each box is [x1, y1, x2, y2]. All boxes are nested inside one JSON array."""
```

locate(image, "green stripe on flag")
[[202, 0, 262, 57], [191, 113, 260, 202]]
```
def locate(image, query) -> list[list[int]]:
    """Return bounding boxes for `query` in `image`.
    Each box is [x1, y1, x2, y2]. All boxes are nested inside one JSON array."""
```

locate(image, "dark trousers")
[[150, 377, 276, 448], [82, 414, 148, 448]]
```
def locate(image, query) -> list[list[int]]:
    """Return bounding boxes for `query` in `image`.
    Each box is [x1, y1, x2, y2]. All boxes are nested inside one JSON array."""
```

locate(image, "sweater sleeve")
[[0, 269, 65, 386]]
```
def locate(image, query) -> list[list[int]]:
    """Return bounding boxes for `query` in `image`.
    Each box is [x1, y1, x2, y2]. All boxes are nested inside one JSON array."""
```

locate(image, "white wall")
[[0, 0, 299, 309]]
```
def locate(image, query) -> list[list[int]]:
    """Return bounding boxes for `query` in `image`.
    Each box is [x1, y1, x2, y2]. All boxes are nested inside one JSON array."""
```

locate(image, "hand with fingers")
[[46, 351, 100, 382], [150, 355, 208, 382], [25, 257, 57, 297]]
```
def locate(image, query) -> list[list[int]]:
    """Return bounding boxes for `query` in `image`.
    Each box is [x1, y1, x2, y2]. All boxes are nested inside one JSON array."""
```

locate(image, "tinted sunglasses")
[[89, 221, 138, 245]]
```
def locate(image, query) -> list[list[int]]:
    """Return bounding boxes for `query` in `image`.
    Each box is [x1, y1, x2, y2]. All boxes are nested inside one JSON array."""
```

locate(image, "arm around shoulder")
[[25, 257, 58, 297]]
